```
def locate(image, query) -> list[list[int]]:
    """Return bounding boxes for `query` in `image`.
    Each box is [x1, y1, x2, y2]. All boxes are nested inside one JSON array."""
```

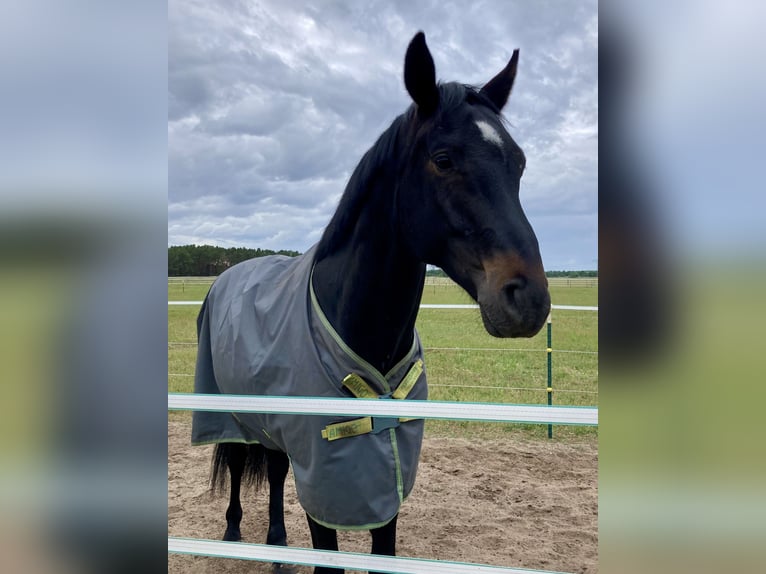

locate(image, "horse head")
[[398, 32, 550, 338]]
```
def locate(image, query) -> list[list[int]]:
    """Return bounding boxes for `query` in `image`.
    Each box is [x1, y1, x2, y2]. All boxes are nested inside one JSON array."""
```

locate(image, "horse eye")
[[433, 153, 453, 171]]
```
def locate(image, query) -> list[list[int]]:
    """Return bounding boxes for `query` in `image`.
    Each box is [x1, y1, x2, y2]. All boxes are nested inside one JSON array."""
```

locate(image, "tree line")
[[168, 245, 301, 276], [545, 270, 598, 278], [169, 245, 597, 277], [426, 268, 597, 278]]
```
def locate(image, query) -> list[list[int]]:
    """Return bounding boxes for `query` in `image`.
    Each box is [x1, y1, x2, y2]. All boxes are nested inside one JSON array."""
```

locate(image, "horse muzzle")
[[476, 253, 550, 338]]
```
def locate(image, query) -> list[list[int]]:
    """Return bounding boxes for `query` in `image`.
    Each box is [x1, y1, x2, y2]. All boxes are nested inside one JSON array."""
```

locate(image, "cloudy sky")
[[169, 0, 598, 270]]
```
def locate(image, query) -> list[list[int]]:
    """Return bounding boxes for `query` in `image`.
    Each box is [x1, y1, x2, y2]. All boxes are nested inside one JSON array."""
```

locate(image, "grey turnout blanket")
[[191, 245, 427, 530]]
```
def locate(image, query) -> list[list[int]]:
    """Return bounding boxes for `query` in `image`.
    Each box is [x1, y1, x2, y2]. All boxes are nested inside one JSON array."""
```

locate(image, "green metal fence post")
[[547, 313, 553, 439]]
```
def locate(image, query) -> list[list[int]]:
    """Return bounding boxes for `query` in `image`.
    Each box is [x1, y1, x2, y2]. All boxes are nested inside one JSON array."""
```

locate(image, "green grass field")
[[169, 280, 597, 440]]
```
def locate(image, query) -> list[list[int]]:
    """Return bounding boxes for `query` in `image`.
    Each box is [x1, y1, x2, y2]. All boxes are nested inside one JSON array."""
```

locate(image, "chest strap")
[[321, 359, 423, 442]]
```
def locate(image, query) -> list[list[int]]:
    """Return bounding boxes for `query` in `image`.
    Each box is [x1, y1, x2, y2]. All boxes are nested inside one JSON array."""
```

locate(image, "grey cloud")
[[169, 0, 597, 266]]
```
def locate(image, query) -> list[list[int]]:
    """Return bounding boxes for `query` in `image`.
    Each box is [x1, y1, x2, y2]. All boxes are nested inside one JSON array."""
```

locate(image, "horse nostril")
[[502, 277, 527, 304]]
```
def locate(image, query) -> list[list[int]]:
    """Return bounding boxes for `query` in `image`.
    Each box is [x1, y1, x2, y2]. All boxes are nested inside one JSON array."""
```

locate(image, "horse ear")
[[479, 49, 519, 111], [404, 31, 439, 115]]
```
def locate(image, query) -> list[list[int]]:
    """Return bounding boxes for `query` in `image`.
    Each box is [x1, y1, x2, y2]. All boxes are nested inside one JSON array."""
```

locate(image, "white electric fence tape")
[[168, 393, 597, 425], [168, 537, 571, 574], [169, 301, 598, 311]]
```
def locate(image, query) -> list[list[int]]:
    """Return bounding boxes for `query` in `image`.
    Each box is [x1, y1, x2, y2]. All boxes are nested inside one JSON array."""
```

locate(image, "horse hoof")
[[222, 529, 241, 542], [272, 564, 297, 574]]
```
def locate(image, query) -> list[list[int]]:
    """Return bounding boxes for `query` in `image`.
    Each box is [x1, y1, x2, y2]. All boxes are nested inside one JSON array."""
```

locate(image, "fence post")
[[547, 313, 553, 439]]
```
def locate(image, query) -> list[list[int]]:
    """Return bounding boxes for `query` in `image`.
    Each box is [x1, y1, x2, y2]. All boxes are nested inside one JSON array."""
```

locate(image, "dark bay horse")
[[193, 31, 550, 574]]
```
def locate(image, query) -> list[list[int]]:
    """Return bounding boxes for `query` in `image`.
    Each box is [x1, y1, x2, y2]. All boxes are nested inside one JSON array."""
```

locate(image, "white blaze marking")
[[476, 120, 504, 149]]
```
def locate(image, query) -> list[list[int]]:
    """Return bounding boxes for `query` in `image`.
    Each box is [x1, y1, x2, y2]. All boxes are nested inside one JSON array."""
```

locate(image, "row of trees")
[[169, 245, 597, 277], [426, 268, 597, 278], [545, 270, 598, 278], [168, 245, 301, 276]]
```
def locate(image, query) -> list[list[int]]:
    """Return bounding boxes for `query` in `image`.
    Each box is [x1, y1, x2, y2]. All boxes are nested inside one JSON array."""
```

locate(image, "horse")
[[191, 31, 551, 574]]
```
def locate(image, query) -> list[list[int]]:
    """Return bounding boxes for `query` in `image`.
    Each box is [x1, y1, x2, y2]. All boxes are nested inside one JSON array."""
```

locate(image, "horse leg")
[[306, 514, 342, 574], [369, 514, 398, 574], [265, 449, 295, 573], [222, 443, 246, 542]]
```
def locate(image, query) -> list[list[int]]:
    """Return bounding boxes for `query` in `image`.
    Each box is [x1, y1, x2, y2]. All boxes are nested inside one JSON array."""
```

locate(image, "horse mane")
[[315, 82, 501, 260], [315, 110, 410, 260]]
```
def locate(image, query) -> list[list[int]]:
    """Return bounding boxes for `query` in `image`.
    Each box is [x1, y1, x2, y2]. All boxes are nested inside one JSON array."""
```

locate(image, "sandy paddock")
[[169, 421, 597, 573]]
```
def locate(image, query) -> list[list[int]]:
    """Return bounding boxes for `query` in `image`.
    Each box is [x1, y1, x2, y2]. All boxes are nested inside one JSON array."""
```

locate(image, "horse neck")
[[313, 153, 425, 375]]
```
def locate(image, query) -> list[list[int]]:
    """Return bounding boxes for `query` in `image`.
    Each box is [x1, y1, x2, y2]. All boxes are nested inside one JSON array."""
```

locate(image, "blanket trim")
[[308, 267, 419, 394]]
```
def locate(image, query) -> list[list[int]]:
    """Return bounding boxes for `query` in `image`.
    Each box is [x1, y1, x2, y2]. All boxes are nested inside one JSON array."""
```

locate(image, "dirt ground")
[[169, 420, 597, 573]]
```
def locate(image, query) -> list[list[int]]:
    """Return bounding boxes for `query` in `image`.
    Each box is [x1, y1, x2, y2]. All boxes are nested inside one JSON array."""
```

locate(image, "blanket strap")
[[321, 417, 373, 441], [341, 373, 379, 399], [321, 360, 424, 441], [392, 359, 423, 399]]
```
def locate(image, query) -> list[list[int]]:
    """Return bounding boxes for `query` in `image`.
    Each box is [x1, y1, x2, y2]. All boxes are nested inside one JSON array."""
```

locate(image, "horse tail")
[[210, 442, 268, 495]]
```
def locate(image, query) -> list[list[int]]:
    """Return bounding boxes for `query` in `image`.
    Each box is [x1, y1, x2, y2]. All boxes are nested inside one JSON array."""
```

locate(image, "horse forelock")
[[439, 83, 502, 116], [421, 83, 513, 145]]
